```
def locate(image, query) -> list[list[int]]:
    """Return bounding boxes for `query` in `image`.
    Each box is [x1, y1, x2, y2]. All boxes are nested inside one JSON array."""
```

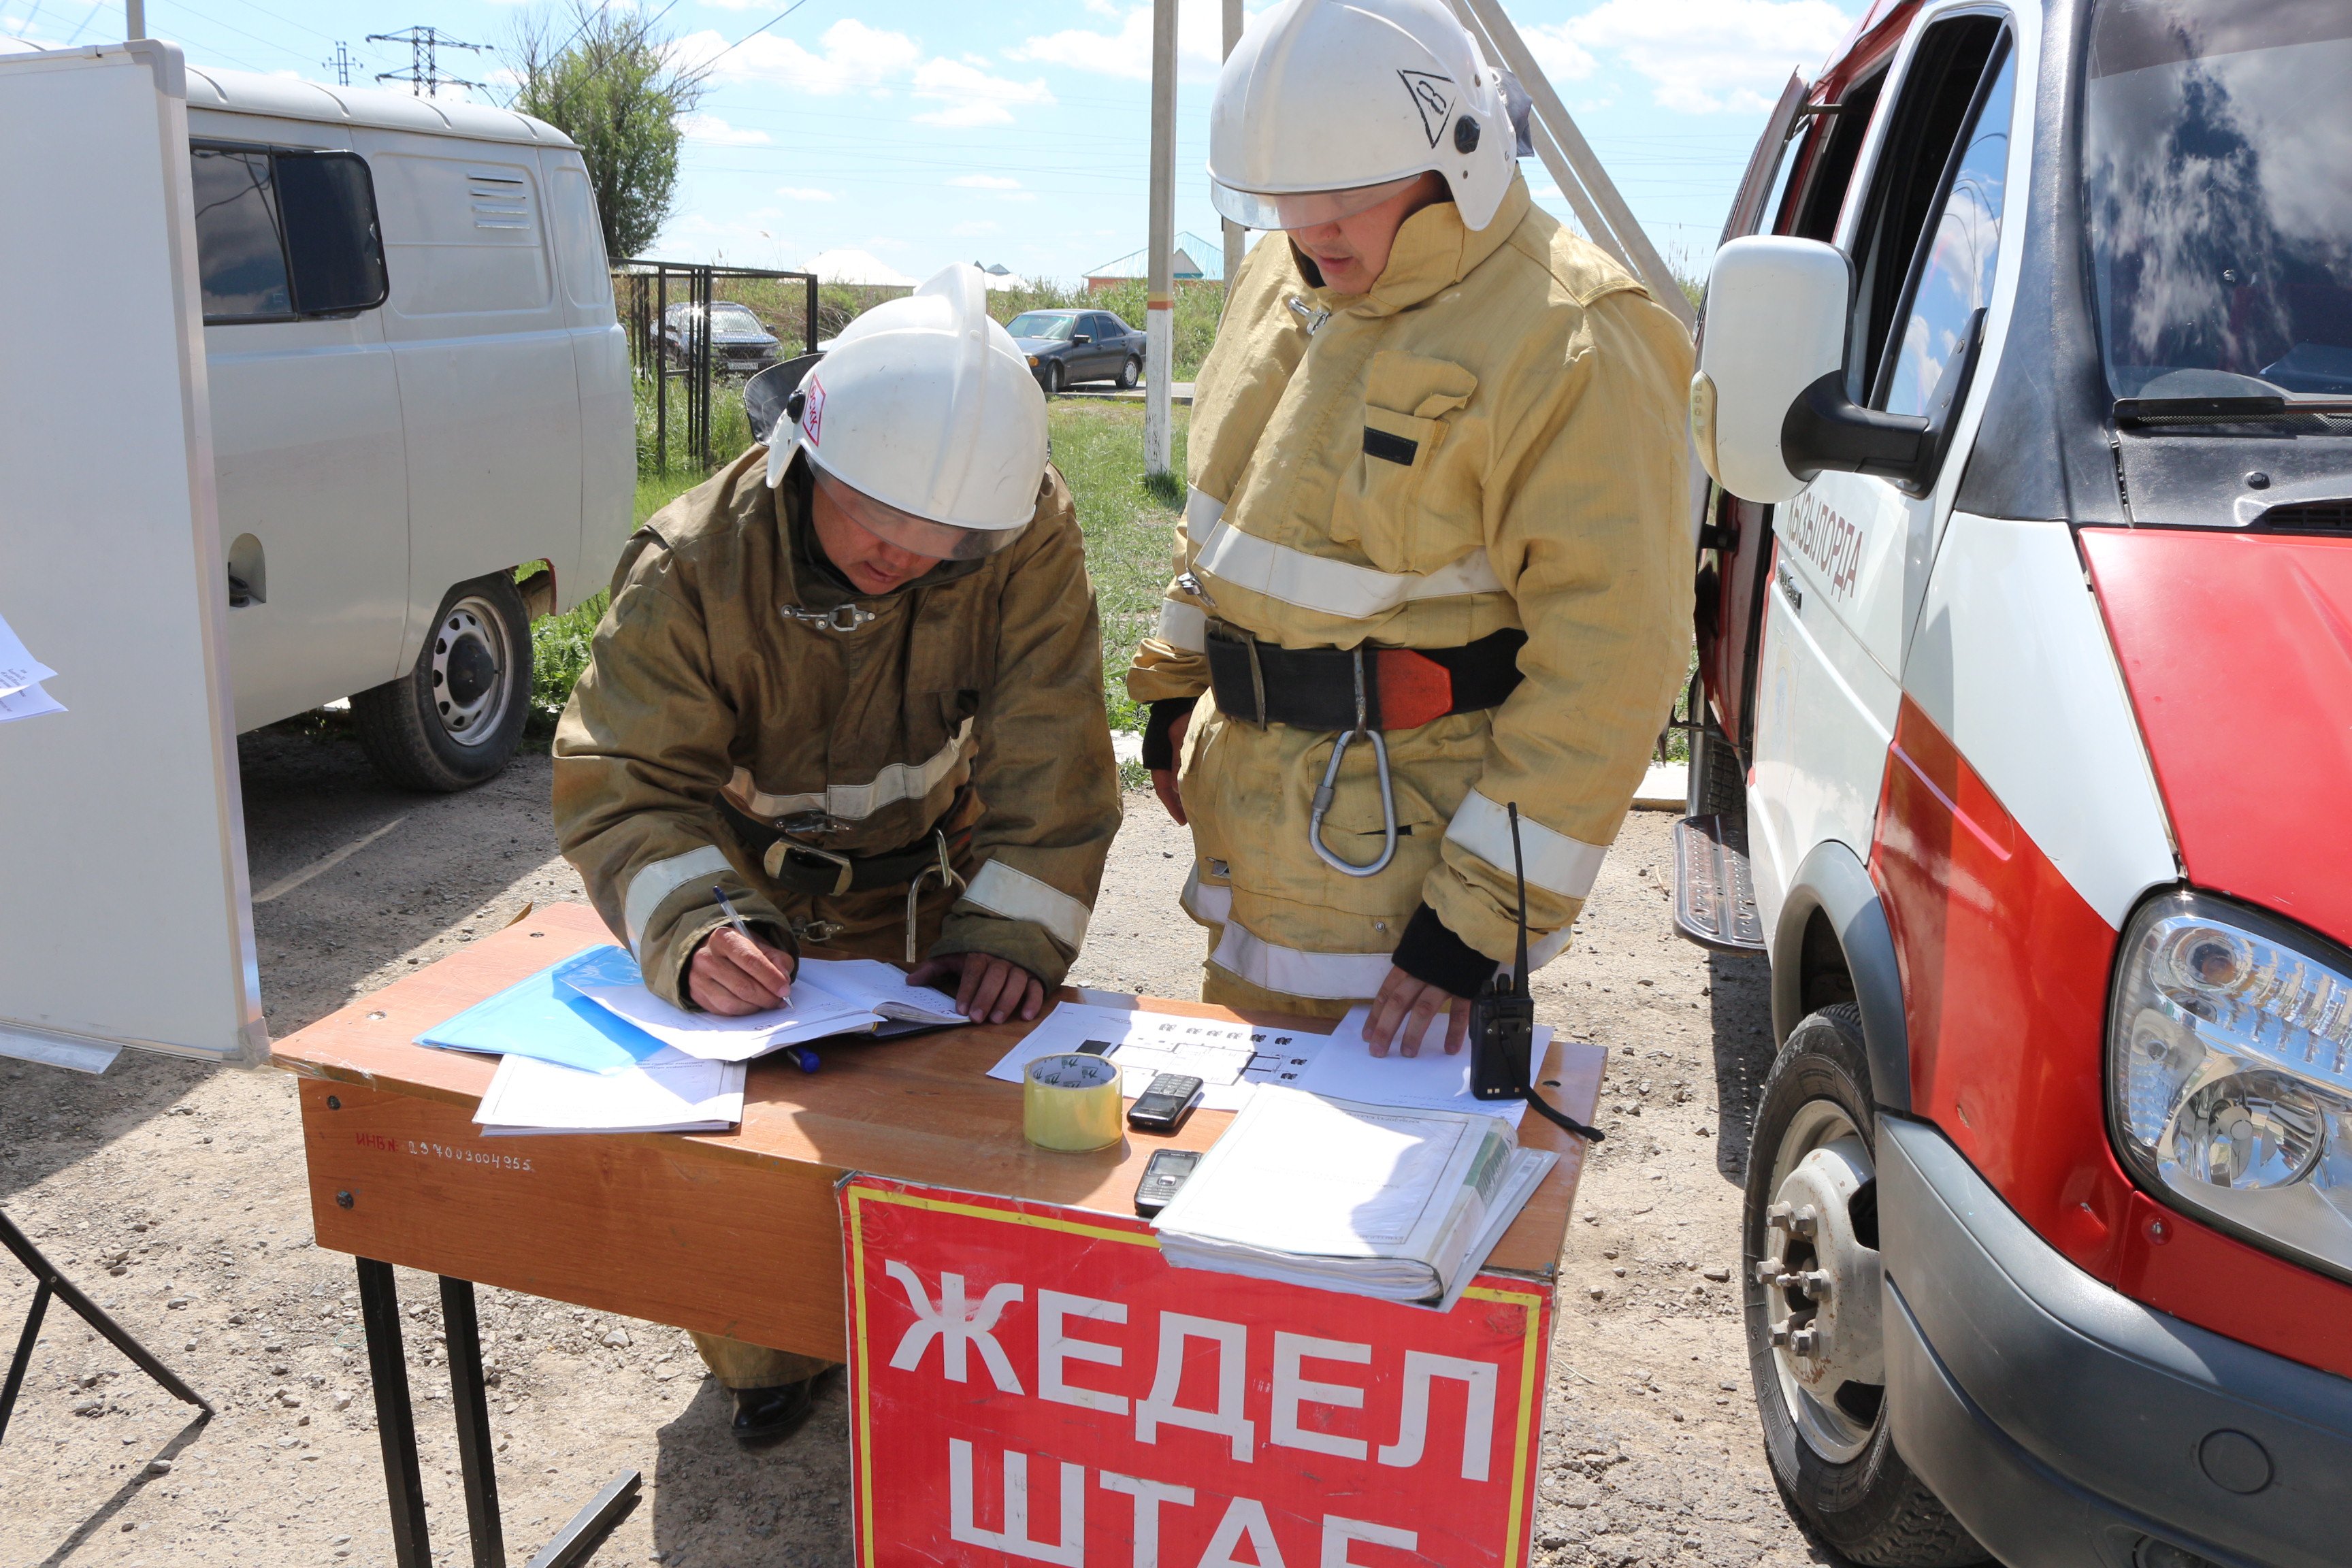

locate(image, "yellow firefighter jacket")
[[1127, 175, 1692, 1004], [556, 447, 1121, 1006]]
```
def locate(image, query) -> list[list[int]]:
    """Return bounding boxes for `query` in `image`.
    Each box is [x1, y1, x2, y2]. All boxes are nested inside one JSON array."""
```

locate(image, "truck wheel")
[[1688, 719, 1746, 816], [1117, 355, 1141, 390], [352, 574, 532, 793], [1744, 1006, 1988, 1566]]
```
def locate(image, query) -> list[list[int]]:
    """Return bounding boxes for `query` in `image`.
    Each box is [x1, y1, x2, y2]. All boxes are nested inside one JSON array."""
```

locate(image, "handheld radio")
[[1469, 802, 1604, 1143]]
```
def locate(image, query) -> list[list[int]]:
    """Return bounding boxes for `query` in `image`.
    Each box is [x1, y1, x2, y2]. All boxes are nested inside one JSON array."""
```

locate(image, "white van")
[[182, 67, 632, 789]]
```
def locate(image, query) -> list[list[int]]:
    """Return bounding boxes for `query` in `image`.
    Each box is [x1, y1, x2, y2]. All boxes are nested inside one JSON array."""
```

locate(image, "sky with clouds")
[[3, 0, 1863, 284]]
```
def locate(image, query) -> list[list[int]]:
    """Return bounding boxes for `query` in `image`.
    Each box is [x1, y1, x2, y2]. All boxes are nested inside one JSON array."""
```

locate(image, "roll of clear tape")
[[1023, 1054, 1124, 1152]]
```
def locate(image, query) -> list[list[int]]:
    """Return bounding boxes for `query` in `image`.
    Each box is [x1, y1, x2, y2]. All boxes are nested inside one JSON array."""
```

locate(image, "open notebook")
[[552, 946, 965, 1063]]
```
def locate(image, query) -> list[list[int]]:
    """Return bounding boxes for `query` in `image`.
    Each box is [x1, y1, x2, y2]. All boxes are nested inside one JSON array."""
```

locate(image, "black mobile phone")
[[1126, 1073, 1204, 1134], [1133, 1147, 1202, 1218]]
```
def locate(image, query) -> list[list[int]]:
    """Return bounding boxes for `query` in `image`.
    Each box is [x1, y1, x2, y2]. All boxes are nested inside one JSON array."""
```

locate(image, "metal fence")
[[615, 261, 820, 473]]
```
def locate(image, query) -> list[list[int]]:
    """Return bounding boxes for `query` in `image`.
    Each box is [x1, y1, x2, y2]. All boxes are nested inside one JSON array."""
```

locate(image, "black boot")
[[729, 1376, 821, 1448]]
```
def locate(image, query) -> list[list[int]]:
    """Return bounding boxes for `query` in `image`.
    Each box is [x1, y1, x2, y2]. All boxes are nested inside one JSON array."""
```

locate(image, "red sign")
[[841, 1176, 1552, 1568]]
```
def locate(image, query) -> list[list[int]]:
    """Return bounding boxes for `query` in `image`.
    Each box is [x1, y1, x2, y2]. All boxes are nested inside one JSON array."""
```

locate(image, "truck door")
[[1748, 9, 2023, 929]]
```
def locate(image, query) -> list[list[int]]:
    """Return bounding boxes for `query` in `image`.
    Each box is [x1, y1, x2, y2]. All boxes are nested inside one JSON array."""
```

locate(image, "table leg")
[[1, 1207, 210, 1448], [356, 1258, 431, 1568], [439, 1276, 506, 1568], [0, 1276, 54, 1448]]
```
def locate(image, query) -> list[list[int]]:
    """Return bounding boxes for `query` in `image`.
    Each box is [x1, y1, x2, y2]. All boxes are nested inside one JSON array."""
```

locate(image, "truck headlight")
[[2110, 891, 2352, 1281]]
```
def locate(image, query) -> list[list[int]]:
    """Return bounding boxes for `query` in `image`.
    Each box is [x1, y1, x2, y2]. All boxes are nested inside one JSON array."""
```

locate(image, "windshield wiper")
[[2117, 394, 2352, 425]]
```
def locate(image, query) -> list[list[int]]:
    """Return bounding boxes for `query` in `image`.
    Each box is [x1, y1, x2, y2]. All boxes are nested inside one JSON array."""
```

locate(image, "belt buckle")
[[781, 842, 855, 897]]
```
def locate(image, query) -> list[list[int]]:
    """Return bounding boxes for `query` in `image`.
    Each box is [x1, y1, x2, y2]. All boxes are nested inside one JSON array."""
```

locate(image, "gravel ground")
[[0, 723, 1836, 1567]]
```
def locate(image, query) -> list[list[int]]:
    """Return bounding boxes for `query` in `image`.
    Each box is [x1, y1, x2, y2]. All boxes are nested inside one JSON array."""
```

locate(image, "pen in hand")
[[709, 885, 816, 1072]]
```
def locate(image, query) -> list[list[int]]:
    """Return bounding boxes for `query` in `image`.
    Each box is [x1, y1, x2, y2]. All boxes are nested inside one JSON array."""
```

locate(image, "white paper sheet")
[[474, 1047, 746, 1134], [1290, 1005, 1548, 1128], [0, 609, 56, 698], [555, 945, 883, 1062], [984, 1002, 1330, 1103], [0, 681, 64, 723], [796, 958, 965, 1024]]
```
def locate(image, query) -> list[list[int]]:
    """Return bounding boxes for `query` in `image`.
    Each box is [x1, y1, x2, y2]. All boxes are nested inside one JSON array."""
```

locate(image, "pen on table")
[[713, 885, 819, 1075]]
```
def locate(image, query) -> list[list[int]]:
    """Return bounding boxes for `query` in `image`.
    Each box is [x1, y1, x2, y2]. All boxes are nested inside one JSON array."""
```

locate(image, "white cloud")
[[949, 174, 1039, 201], [776, 186, 836, 201], [679, 112, 771, 146], [1522, 23, 1599, 84], [1565, 0, 1855, 114], [1010, 0, 1241, 84], [681, 18, 924, 95], [951, 220, 1000, 237], [912, 57, 1054, 127], [653, 208, 800, 267]]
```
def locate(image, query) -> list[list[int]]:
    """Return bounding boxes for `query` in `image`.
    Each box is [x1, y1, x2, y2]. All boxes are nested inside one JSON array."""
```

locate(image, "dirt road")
[[0, 723, 1831, 1567]]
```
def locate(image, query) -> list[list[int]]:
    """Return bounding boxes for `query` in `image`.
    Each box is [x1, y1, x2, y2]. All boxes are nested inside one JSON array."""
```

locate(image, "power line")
[[324, 40, 359, 86], [366, 24, 486, 98]]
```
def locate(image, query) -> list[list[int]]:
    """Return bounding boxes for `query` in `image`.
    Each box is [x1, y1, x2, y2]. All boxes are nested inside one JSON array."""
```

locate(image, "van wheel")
[[1117, 355, 1141, 390], [352, 574, 532, 792], [1688, 719, 1746, 816], [1745, 1006, 1988, 1566]]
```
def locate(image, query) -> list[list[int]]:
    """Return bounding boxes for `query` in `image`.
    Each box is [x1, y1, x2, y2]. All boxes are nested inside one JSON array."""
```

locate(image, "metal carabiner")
[[903, 828, 968, 963], [1308, 650, 1398, 879]]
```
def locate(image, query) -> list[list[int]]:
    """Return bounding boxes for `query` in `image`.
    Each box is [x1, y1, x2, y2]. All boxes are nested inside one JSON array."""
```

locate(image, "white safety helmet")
[[1208, 0, 1520, 235], [764, 263, 1047, 561]]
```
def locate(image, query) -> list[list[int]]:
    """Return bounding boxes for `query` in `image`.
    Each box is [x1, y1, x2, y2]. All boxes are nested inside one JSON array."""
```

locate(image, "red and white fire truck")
[[1677, 0, 2352, 1563]]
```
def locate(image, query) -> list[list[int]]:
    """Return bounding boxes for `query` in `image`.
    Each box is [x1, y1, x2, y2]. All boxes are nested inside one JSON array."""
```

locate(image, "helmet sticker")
[[803, 376, 826, 446], [1399, 70, 1455, 148]]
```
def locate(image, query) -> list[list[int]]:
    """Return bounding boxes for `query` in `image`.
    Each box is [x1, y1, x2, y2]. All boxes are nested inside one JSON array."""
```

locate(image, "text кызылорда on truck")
[[186, 66, 632, 790], [1679, 0, 2352, 1565]]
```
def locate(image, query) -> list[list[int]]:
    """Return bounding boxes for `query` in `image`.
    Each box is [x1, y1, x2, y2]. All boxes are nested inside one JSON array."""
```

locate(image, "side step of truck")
[[1672, 813, 1765, 952]]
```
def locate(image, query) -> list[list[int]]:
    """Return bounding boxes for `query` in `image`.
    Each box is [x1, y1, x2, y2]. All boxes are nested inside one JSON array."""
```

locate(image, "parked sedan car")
[[1005, 308, 1146, 394], [662, 300, 781, 376]]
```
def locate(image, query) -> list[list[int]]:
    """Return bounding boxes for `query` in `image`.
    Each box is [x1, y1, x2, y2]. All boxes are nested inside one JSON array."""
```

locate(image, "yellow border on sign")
[[843, 1181, 1549, 1568]]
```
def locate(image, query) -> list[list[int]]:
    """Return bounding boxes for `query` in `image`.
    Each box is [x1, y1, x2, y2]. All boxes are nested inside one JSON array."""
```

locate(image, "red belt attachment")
[[1370, 648, 1460, 731]]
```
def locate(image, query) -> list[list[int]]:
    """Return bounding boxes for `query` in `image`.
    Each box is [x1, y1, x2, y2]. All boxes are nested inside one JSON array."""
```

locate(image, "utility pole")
[[125, 1, 144, 38], [1143, 0, 1178, 478], [365, 25, 487, 98], [1221, 0, 1244, 306], [325, 41, 357, 86]]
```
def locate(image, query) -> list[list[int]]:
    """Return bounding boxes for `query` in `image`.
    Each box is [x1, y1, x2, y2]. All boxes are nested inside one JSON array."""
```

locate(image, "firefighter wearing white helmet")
[[554, 263, 1118, 1442], [1132, 0, 1695, 1056]]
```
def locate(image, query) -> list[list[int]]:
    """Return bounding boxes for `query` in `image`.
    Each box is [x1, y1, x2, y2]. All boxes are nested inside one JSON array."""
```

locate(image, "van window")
[[1842, 16, 2009, 400], [190, 146, 388, 323], [372, 154, 551, 316], [548, 163, 612, 307], [1876, 43, 2016, 416], [1790, 71, 1884, 242]]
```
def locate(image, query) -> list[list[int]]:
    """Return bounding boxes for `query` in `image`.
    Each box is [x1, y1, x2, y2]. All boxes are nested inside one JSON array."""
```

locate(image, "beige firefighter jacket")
[[1127, 175, 1693, 1001], [555, 447, 1120, 1007]]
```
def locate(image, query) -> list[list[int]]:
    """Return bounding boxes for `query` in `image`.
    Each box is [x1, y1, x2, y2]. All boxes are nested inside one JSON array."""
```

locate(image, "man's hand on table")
[[1361, 965, 1471, 1058], [688, 926, 797, 1015], [907, 951, 1047, 1024]]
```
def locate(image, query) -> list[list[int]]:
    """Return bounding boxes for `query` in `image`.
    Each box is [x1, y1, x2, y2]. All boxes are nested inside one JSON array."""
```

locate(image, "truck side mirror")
[[1690, 236, 1934, 502]]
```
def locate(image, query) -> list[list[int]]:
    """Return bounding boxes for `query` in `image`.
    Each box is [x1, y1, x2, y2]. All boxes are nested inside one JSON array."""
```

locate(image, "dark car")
[[1005, 308, 1146, 395], [662, 301, 781, 377]]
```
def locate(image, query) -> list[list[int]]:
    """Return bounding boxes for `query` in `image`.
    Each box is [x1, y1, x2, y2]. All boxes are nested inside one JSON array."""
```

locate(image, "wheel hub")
[[1759, 1111, 1884, 1461], [429, 598, 511, 747]]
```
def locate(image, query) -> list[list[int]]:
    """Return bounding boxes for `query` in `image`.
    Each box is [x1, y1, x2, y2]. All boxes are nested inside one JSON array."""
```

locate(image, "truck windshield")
[[2083, 0, 2352, 399]]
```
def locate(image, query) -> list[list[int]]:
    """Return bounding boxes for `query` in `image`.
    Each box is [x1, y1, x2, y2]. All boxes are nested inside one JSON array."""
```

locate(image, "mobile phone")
[[1126, 1073, 1204, 1134], [1134, 1147, 1202, 1218]]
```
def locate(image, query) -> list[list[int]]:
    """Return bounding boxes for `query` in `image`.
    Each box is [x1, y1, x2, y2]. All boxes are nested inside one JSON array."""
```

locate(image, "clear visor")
[[1208, 172, 1426, 232], [809, 462, 1023, 562]]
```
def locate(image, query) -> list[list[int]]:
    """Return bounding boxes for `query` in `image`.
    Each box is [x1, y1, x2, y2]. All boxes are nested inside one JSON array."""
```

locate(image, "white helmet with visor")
[[1208, 0, 1522, 234], [763, 263, 1047, 561]]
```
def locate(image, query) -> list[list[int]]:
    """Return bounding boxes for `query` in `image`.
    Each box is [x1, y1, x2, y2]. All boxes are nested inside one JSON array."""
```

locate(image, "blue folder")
[[414, 953, 666, 1075]]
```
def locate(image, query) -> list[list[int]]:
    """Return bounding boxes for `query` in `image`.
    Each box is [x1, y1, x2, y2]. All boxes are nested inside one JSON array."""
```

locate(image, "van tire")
[[1745, 1006, 1989, 1567], [353, 574, 532, 793]]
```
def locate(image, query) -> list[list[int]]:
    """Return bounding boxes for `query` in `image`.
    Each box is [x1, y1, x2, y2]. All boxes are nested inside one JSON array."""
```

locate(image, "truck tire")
[[1688, 719, 1746, 817], [1744, 1006, 1989, 1567], [353, 574, 532, 793]]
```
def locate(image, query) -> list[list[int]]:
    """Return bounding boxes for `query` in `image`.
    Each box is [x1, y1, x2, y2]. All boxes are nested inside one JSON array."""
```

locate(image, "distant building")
[[1084, 232, 1226, 293], [977, 261, 1030, 293]]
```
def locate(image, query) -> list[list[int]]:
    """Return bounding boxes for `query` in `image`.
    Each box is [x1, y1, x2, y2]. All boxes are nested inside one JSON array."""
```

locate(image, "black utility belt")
[[719, 796, 969, 898], [1205, 622, 1526, 732]]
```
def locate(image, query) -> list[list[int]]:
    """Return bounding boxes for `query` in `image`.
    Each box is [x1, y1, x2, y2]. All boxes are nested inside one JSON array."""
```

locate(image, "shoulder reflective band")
[[1024, 1054, 1124, 1151]]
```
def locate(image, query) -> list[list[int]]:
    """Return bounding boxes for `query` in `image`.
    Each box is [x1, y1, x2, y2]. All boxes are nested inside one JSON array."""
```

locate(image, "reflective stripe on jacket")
[[1128, 175, 1693, 986], [556, 447, 1120, 1004]]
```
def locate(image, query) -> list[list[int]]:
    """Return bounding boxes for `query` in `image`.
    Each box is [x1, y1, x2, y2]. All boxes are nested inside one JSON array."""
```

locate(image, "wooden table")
[[272, 902, 1604, 1567]]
